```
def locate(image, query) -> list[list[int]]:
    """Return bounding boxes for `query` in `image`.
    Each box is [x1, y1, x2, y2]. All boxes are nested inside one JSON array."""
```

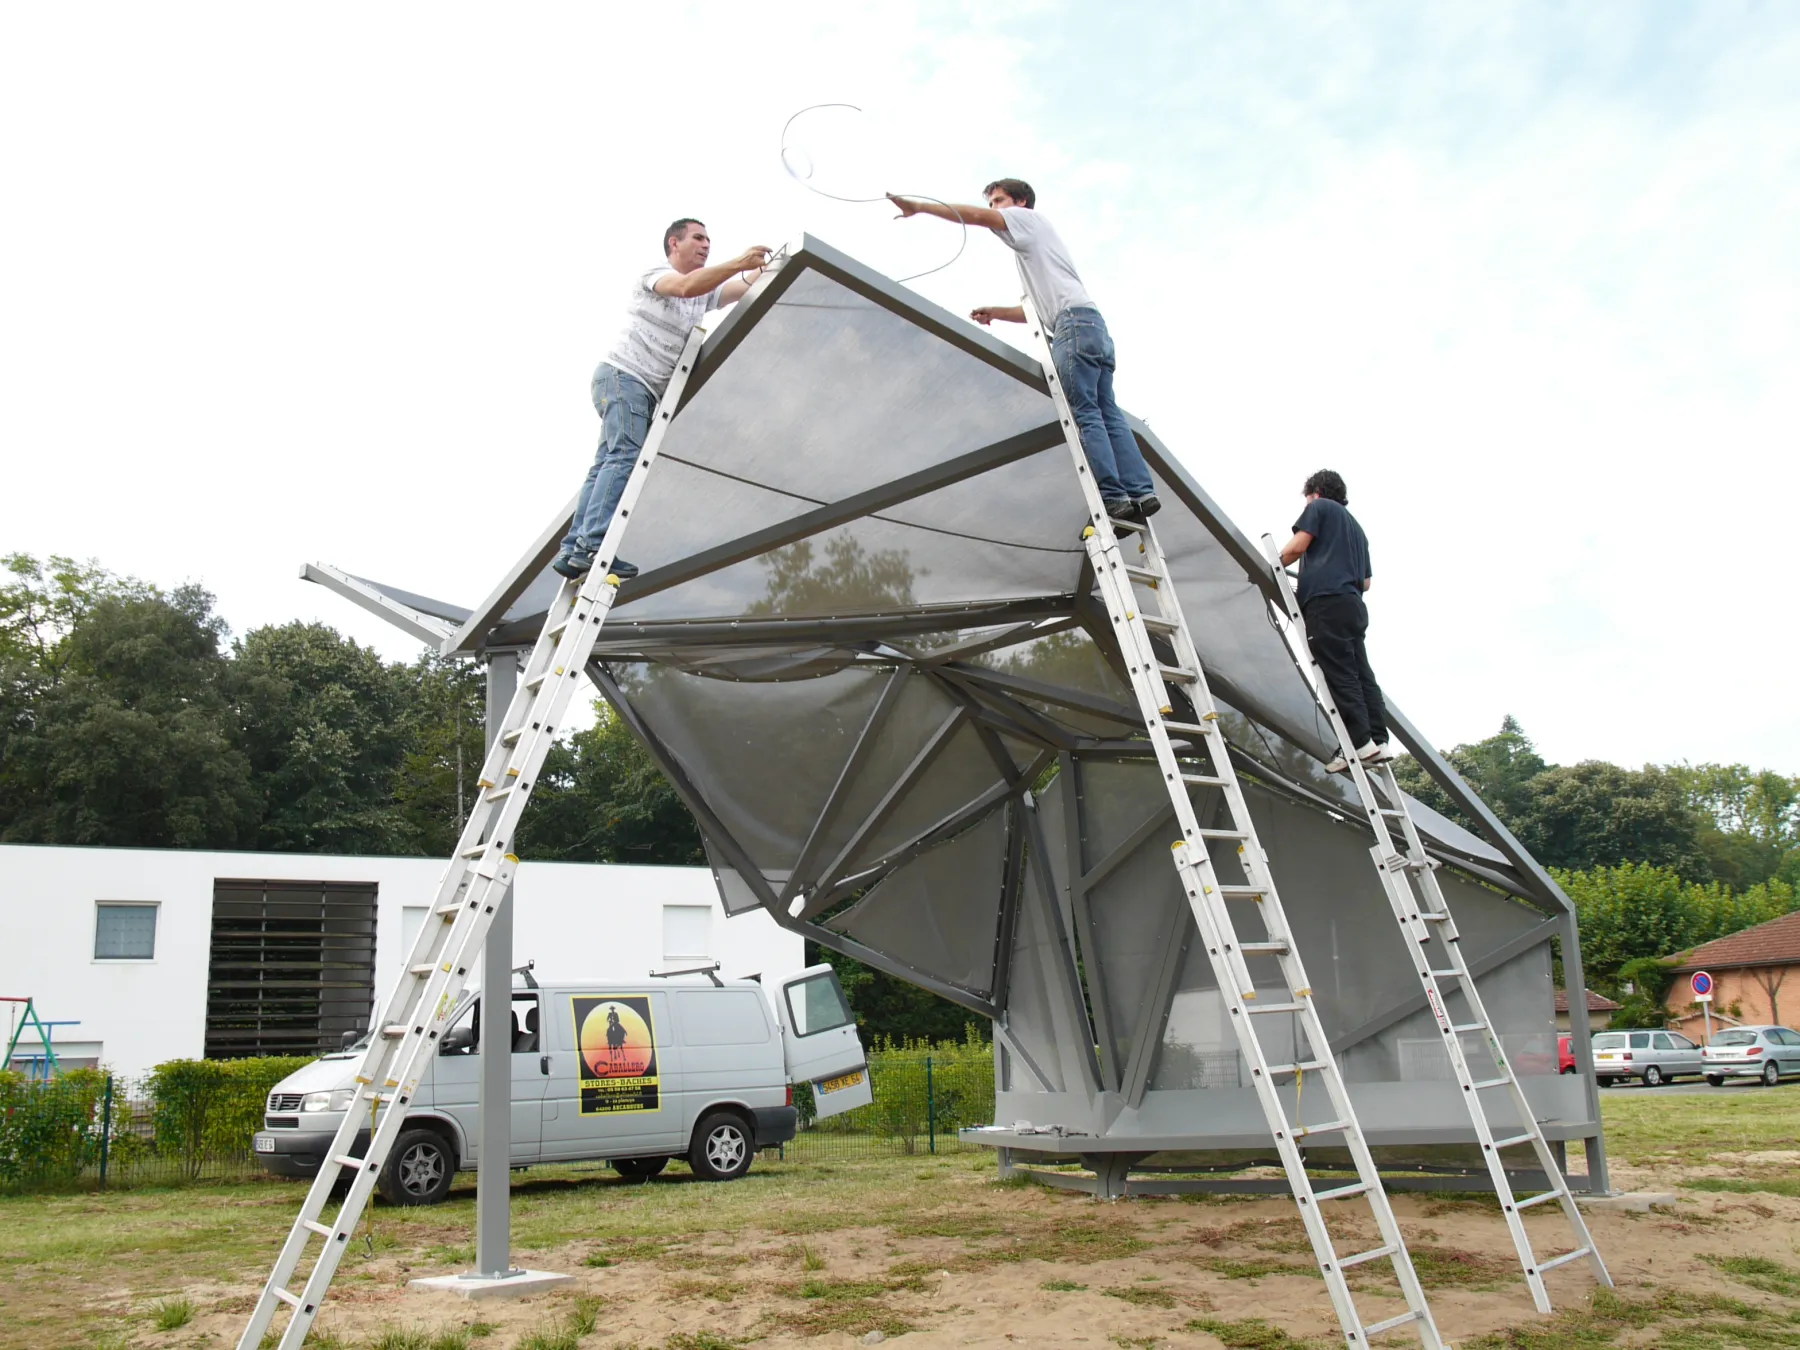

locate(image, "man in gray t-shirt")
[[553, 219, 770, 581], [888, 178, 1158, 523]]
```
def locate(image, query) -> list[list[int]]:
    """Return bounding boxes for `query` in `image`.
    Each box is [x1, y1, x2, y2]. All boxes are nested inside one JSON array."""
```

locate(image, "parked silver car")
[[1702, 1026, 1800, 1087], [1590, 1029, 1703, 1086]]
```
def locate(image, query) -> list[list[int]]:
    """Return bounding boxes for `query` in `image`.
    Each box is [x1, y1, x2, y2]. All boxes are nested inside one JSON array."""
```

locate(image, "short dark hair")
[[1303, 470, 1348, 505], [982, 178, 1035, 208], [664, 218, 704, 256]]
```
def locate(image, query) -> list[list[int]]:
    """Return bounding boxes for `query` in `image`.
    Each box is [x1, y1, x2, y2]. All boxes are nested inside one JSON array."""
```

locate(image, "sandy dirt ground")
[[81, 1149, 1800, 1350]]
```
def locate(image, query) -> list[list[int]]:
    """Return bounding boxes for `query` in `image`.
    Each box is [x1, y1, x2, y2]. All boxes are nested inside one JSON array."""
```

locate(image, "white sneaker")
[[1360, 741, 1394, 763], [1324, 754, 1351, 774]]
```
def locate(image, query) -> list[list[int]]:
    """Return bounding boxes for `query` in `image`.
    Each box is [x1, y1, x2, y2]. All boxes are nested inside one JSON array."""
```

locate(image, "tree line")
[[7, 554, 1795, 1041]]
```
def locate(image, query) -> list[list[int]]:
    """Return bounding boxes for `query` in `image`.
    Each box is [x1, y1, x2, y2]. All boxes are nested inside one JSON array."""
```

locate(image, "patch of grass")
[[151, 1295, 195, 1330], [515, 1327, 581, 1350], [1702, 1253, 1800, 1298], [763, 1301, 915, 1339], [797, 1241, 826, 1271], [427, 1331, 470, 1350], [366, 1330, 432, 1350], [1405, 1244, 1516, 1291], [425, 1241, 477, 1264], [665, 1335, 742, 1350], [1041, 1279, 1087, 1291], [1110, 1337, 1159, 1349], [1185, 1319, 1319, 1349], [467, 1324, 497, 1340], [1683, 1175, 1800, 1198], [1194, 1255, 1318, 1281], [1104, 1286, 1177, 1309], [797, 1277, 889, 1301], [1598, 1084, 1800, 1166], [568, 1295, 604, 1336]]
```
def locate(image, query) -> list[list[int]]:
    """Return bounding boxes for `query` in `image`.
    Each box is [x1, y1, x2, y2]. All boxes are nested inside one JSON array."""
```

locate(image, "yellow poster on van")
[[571, 994, 661, 1115]]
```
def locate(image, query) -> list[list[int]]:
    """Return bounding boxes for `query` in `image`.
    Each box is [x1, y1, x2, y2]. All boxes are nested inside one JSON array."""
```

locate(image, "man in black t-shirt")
[[1279, 470, 1391, 773]]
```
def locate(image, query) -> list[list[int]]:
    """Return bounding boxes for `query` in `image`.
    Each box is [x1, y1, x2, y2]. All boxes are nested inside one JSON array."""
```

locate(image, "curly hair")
[[1303, 469, 1348, 505]]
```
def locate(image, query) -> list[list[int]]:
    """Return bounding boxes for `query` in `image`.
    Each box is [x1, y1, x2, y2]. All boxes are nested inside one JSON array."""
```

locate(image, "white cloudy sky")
[[2, 1, 1795, 771]]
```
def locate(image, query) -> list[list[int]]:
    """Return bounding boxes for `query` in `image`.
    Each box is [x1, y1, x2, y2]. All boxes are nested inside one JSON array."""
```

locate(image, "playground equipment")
[[2, 996, 73, 1079], [276, 237, 1613, 1348]]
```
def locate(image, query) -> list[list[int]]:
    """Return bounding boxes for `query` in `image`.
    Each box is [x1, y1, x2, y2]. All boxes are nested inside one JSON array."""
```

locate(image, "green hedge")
[[145, 1057, 314, 1178]]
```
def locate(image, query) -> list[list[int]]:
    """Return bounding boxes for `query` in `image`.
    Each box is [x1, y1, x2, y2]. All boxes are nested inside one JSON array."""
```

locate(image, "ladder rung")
[[1108, 515, 1146, 532], [1157, 663, 1198, 682], [1364, 1311, 1422, 1338], [333, 1154, 367, 1170], [1490, 1134, 1534, 1150], [272, 1287, 303, 1309], [1239, 941, 1289, 955], [485, 785, 515, 802], [500, 726, 524, 747], [1536, 1246, 1592, 1274], [436, 899, 465, 915], [1294, 1118, 1351, 1137], [1451, 1021, 1486, 1033], [459, 842, 489, 858], [304, 1219, 334, 1238], [1163, 719, 1216, 734], [1123, 564, 1162, 582], [1379, 808, 1408, 817], [380, 1024, 408, 1038], [1179, 773, 1229, 787], [1470, 1076, 1512, 1090], [1313, 1180, 1371, 1202], [1194, 826, 1248, 840], [408, 963, 437, 976], [1265, 1058, 1326, 1077], [1338, 1243, 1397, 1270], [1515, 1188, 1565, 1211], [1139, 614, 1178, 633], [1219, 885, 1268, 898], [1248, 1001, 1307, 1015], [1420, 911, 1452, 922], [1427, 968, 1461, 979]]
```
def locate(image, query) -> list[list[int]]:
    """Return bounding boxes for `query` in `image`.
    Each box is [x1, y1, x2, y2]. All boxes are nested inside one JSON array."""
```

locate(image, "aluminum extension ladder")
[[235, 326, 708, 1350], [1259, 537, 1612, 1314], [1023, 300, 1443, 1349]]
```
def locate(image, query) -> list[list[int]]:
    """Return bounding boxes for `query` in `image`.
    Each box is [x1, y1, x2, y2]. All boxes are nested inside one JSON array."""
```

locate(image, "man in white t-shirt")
[[888, 178, 1158, 523], [553, 219, 771, 580]]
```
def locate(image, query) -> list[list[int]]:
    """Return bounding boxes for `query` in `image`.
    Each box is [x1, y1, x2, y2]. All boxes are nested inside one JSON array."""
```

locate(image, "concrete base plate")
[[1575, 1191, 1678, 1212], [409, 1270, 575, 1300]]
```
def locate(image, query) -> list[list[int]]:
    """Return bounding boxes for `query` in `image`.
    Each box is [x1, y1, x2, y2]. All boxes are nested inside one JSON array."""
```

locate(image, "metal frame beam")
[[946, 662, 1142, 728], [782, 667, 913, 905], [442, 499, 580, 656], [614, 422, 1066, 610], [793, 919, 997, 1019], [991, 799, 1028, 1011], [1060, 753, 1120, 1094], [299, 562, 460, 647], [808, 778, 1019, 917], [1021, 793, 1105, 1096]]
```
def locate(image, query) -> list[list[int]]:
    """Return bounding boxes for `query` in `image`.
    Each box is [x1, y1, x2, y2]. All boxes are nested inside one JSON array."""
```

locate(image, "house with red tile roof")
[[1554, 988, 1620, 1032], [1664, 909, 1800, 1038]]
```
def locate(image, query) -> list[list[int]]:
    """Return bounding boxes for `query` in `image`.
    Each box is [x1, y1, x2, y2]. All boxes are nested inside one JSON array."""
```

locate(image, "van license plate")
[[254, 1136, 276, 1153], [818, 1070, 865, 1094]]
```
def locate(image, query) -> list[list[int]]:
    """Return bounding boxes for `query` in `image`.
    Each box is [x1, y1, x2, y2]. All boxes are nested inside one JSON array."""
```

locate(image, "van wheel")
[[689, 1112, 754, 1181], [1643, 1065, 1664, 1087], [1763, 1062, 1781, 1087], [378, 1128, 456, 1205], [613, 1156, 668, 1180]]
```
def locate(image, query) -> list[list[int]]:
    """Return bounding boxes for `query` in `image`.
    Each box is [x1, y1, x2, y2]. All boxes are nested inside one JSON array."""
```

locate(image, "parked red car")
[[1559, 1034, 1576, 1074]]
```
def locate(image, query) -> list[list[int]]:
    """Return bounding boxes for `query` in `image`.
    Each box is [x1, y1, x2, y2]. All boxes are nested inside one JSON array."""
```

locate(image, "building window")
[[94, 903, 158, 960], [662, 904, 712, 961], [205, 880, 378, 1059]]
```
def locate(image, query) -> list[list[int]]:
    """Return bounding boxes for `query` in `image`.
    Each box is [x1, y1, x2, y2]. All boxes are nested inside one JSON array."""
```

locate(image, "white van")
[[253, 965, 870, 1204]]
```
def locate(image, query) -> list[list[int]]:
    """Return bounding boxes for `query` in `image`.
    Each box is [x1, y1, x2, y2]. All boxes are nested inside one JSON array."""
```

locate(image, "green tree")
[[391, 653, 488, 858], [1667, 762, 1800, 890], [231, 622, 419, 854], [1388, 714, 1546, 832], [1, 578, 257, 848], [1515, 762, 1711, 877]]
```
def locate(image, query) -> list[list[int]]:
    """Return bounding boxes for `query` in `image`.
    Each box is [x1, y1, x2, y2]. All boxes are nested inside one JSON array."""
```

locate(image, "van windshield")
[[785, 973, 854, 1037]]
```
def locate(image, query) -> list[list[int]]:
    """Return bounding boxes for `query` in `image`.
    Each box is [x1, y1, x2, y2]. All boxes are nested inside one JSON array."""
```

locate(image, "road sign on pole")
[[1691, 971, 1713, 1002]]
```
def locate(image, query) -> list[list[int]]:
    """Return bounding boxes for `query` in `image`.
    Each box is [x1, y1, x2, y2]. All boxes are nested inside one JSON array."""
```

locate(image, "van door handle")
[[540, 1055, 551, 1076]]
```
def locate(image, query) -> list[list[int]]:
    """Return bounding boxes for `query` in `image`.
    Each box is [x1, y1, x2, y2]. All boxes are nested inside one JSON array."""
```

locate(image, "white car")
[[1702, 1025, 1800, 1087], [1590, 1029, 1702, 1086], [253, 965, 870, 1203]]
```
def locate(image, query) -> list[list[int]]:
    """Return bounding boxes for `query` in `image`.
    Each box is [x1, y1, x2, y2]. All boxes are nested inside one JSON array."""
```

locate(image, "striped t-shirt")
[[602, 266, 728, 396]]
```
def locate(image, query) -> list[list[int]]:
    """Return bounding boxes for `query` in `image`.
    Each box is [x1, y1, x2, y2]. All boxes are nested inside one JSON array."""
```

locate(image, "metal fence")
[[783, 1048, 997, 1161], [0, 1047, 1000, 1193]]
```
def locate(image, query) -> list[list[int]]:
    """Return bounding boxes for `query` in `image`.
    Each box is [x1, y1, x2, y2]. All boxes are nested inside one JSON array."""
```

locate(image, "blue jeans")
[[1051, 306, 1154, 504], [561, 363, 658, 557]]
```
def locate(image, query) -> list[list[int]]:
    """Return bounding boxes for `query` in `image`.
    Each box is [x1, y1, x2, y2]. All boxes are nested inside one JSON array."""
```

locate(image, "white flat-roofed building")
[[1, 843, 799, 1077]]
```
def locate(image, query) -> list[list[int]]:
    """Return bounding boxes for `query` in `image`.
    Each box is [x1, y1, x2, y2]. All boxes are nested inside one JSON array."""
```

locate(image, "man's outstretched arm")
[[886, 194, 1007, 231], [1279, 531, 1313, 567], [654, 246, 772, 299]]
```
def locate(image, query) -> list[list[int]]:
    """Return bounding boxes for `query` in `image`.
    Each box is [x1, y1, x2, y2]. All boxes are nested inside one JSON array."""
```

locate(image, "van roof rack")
[[650, 962, 724, 987]]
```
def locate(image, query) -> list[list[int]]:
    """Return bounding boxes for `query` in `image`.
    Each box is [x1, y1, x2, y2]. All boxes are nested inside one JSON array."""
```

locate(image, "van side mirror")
[[341, 1030, 360, 1050], [440, 1025, 477, 1056]]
